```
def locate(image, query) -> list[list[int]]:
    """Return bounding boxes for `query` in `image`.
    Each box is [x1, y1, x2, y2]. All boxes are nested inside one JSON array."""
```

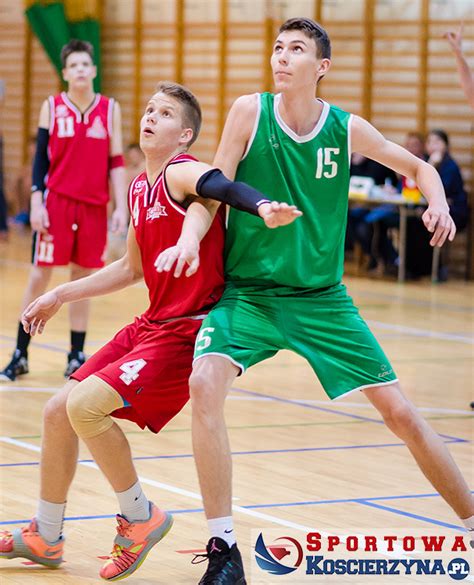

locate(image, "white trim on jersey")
[[148, 176, 163, 207], [273, 94, 330, 143], [193, 352, 245, 374], [48, 96, 55, 135], [347, 113, 353, 168], [107, 97, 115, 137], [161, 155, 194, 217], [83, 94, 101, 125], [61, 92, 82, 123], [240, 93, 261, 162], [332, 378, 399, 400], [128, 175, 141, 214]]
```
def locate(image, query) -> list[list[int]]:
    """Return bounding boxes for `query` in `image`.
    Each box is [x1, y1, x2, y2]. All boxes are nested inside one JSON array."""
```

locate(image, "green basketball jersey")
[[226, 92, 352, 291]]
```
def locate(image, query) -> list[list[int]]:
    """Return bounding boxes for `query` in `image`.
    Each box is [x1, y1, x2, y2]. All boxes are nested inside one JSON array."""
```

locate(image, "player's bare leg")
[[190, 356, 239, 519], [69, 264, 93, 332], [0, 379, 78, 565], [65, 263, 94, 377], [84, 422, 138, 493], [0, 265, 53, 382], [40, 380, 80, 502], [66, 377, 173, 580], [189, 356, 246, 584], [21, 265, 54, 312], [364, 383, 474, 519]]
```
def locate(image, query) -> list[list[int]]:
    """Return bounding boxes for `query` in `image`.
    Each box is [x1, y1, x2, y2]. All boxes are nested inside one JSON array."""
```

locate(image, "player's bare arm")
[[156, 153, 302, 277], [211, 94, 303, 227], [213, 93, 259, 179], [109, 101, 128, 233], [22, 221, 143, 336], [444, 23, 474, 109], [30, 99, 51, 233], [351, 115, 456, 247]]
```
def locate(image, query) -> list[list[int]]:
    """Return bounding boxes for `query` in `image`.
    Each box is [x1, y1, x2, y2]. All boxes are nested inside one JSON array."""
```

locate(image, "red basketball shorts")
[[32, 191, 107, 268], [72, 315, 203, 433]]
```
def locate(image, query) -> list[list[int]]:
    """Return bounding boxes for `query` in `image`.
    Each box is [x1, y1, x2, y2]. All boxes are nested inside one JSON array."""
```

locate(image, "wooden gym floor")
[[0, 227, 472, 584]]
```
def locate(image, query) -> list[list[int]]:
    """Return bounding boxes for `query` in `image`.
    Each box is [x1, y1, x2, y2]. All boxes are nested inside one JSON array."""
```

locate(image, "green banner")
[[25, 2, 102, 92], [70, 19, 102, 92]]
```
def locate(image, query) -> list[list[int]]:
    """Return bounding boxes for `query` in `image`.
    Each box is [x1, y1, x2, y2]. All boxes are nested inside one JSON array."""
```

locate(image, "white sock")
[[461, 515, 474, 538], [208, 516, 235, 547], [36, 499, 66, 543], [116, 480, 150, 522]]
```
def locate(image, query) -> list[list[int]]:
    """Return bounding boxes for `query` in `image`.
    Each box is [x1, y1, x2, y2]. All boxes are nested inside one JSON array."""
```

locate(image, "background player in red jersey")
[[0, 82, 300, 581], [0, 39, 128, 382]]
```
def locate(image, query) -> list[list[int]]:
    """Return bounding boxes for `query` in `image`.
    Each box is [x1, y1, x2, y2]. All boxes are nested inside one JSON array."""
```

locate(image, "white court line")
[[228, 396, 474, 415], [367, 320, 474, 344], [0, 386, 57, 393], [0, 435, 417, 559]]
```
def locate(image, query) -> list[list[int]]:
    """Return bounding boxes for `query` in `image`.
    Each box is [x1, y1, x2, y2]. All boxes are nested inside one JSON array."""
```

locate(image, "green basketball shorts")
[[194, 283, 397, 399]]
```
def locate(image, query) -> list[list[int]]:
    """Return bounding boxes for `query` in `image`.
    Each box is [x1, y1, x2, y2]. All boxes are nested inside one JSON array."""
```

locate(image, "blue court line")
[[356, 500, 464, 531], [1, 336, 468, 444], [2, 492, 470, 529], [231, 387, 469, 444], [0, 334, 66, 354], [0, 438, 463, 468]]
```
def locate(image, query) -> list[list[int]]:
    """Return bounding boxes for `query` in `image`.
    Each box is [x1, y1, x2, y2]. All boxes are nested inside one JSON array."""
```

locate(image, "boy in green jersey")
[[159, 17, 473, 585]]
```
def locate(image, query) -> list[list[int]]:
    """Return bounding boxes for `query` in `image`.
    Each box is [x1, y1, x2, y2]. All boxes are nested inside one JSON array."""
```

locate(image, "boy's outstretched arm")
[[351, 115, 456, 248], [155, 151, 302, 277], [22, 222, 143, 335]]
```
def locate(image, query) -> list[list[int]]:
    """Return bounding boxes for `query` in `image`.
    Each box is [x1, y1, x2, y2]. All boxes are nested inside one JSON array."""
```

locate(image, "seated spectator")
[[347, 153, 398, 273], [426, 129, 468, 230], [404, 129, 468, 279], [404, 132, 426, 159]]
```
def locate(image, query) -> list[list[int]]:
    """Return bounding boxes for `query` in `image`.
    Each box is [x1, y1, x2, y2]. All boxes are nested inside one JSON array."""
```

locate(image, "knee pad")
[[66, 375, 124, 439]]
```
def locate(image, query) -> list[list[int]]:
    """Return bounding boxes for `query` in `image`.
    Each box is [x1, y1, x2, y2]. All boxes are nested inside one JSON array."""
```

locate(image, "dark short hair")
[[279, 17, 331, 59], [428, 128, 449, 148], [155, 81, 202, 148], [61, 39, 94, 68]]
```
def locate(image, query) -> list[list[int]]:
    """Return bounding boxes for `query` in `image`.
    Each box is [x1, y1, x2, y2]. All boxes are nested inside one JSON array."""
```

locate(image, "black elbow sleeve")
[[31, 127, 50, 194], [196, 168, 270, 216]]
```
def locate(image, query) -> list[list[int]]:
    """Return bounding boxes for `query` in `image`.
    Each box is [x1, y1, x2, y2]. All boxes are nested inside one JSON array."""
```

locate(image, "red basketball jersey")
[[46, 92, 114, 205], [129, 154, 225, 321]]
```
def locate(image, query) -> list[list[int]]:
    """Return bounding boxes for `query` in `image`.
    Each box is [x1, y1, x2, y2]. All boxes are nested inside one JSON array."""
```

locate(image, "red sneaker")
[[0, 519, 64, 567], [100, 502, 173, 581]]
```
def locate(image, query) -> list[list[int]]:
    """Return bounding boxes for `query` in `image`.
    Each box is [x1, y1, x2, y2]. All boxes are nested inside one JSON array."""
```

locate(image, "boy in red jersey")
[[0, 82, 300, 582], [0, 40, 128, 382]]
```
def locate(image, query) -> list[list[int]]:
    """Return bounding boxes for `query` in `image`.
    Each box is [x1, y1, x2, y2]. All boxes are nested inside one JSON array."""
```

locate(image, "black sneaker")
[[0, 350, 29, 382], [193, 537, 246, 584], [64, 351, 86, 378]]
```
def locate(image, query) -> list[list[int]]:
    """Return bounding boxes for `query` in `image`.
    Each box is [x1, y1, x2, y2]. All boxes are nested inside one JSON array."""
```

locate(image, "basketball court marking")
[[0, 436, 470, 536], [231, 388, 470, 443], [0, 437, 463, 469]]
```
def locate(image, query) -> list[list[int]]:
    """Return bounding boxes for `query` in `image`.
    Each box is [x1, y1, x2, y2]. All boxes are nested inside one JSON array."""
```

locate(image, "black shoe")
[[0, 349, 29, 382], [193, 537, 246, 584], [64, 350, 86, 378]]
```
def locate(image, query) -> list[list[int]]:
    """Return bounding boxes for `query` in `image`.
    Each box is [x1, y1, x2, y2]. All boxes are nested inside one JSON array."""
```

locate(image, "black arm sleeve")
[[196, 168, 271, 216], [31, 127, 50, 195]]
